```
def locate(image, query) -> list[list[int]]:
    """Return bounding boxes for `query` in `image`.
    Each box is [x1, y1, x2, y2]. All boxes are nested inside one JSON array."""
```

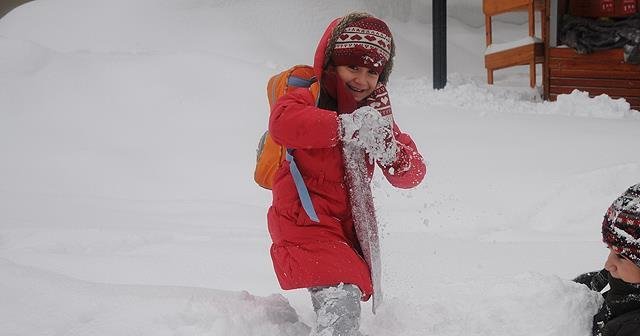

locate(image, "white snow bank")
[[0, 36, 52, 76], [550, 89, 638, 118], [0, 256, 603, 336], [365, 273, 603, 336], [391, 74, 640, 119], [0, 259, 309, 336], [0, 1, 637, 336]]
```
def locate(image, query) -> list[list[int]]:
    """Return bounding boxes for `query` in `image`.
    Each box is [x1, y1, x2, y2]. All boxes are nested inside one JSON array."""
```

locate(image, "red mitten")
[[363, 83, 392, 117], [390, 142, 413, 174], [361, 84, 397, 166], [322, 69, 357, 114]]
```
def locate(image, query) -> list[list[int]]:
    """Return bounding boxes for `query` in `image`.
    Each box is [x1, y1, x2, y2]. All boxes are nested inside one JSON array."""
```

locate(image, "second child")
[[574, 183, 640, 336]]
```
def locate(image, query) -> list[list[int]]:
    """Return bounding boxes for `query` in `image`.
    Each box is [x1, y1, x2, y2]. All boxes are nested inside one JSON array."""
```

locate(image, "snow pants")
[[309, 284, 362, 336]]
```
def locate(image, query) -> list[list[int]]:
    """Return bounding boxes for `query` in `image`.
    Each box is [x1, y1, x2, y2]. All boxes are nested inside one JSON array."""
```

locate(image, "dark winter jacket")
[[559, 14, 640, 64], [574, 270, 640, 336], [266, 16, 426, 300]]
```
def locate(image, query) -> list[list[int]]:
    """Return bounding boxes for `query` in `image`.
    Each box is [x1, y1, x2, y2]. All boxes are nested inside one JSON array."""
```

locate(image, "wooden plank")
[[548, 48, 625, 61], [483, 0, 544, 14], [545, 47, 640, 107], [622, 98, 639, 109], [485, 43, 544, 69], [550, 77, 640, 89], [548, 58, 640, 72], [483, 0, 530, 15], [550, 68, 640, 80]]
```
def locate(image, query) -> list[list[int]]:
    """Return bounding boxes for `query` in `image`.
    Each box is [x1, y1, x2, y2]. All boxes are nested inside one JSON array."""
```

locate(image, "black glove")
[[573, 269, 610, 291]]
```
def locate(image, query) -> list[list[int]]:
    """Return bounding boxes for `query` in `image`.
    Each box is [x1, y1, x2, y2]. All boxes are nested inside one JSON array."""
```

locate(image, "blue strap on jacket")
[[288, 75, 315, 88], [276, 75, 320, 223], [282, 74, 320, 223], [285, 149, 320, 223]]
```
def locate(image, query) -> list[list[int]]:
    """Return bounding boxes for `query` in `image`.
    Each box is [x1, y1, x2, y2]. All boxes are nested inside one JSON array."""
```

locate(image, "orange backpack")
[[254, 65, 320, 189]]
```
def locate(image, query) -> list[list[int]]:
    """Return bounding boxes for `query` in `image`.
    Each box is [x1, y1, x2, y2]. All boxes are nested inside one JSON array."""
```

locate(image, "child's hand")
[[339, 106, 398, 166], [572, 270, 609, 291]]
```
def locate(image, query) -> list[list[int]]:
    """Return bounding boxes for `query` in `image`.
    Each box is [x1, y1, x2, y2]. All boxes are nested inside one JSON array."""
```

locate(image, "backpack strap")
[[288, 75, 316, 88], [282, 72, 319, 223], [285, 149, 320, 223]]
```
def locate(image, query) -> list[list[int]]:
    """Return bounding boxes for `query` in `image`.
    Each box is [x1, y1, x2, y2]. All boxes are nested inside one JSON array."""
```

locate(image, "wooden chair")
[[484, 0, 546, 88]]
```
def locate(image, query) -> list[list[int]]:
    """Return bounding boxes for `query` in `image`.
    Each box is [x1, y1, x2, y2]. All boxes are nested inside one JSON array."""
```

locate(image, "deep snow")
[[1, 0, 639, 335]]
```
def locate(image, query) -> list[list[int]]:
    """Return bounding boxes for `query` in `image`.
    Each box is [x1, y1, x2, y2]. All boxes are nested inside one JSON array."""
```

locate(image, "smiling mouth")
[[346, 83, 365, 93]]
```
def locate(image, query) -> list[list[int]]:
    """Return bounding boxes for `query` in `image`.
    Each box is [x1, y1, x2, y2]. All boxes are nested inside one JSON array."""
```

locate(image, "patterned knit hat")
[[331, 16, 392, 72], [602, 183, 640, 267], [323, 13, 395, 84]]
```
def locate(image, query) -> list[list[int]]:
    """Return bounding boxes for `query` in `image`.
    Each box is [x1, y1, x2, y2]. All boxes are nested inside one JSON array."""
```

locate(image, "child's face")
[[335, 65, 380, 102], [605, 246, 640, 283]]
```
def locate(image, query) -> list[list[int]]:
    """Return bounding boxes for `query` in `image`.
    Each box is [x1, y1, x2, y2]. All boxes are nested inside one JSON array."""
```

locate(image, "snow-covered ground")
[[1, 0, 639, 335]]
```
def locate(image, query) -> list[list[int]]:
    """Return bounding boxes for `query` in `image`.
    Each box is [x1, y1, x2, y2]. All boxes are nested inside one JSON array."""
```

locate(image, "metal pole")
[[433, 0, 447, 89]]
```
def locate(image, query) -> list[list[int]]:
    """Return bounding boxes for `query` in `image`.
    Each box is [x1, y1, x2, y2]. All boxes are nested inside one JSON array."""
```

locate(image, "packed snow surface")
[[1, 0, 639, 335]]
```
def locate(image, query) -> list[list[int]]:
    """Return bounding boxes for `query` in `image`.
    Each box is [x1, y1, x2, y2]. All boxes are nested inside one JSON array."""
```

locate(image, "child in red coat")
[[267, 12, 426, 335]]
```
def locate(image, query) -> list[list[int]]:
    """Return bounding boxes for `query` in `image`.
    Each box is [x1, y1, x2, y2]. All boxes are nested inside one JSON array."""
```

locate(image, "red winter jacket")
[[267, 18, 426, 300]]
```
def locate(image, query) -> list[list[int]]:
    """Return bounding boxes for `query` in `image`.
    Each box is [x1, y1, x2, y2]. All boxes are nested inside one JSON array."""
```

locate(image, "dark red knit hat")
[[602, 183, 640, 267], [331, 17, 393, 72]]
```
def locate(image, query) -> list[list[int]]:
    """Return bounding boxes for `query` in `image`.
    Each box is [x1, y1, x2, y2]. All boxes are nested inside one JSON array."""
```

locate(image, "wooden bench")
[[547, 47, 640, 110], [484, 0, 547, 88]]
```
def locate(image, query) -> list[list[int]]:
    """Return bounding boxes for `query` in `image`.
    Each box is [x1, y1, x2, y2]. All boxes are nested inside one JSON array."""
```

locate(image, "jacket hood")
[[313, 17, 341, 84]]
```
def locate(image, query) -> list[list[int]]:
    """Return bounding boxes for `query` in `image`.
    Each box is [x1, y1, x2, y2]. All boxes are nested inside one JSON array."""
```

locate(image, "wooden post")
[[485, 15, 494, 84]]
